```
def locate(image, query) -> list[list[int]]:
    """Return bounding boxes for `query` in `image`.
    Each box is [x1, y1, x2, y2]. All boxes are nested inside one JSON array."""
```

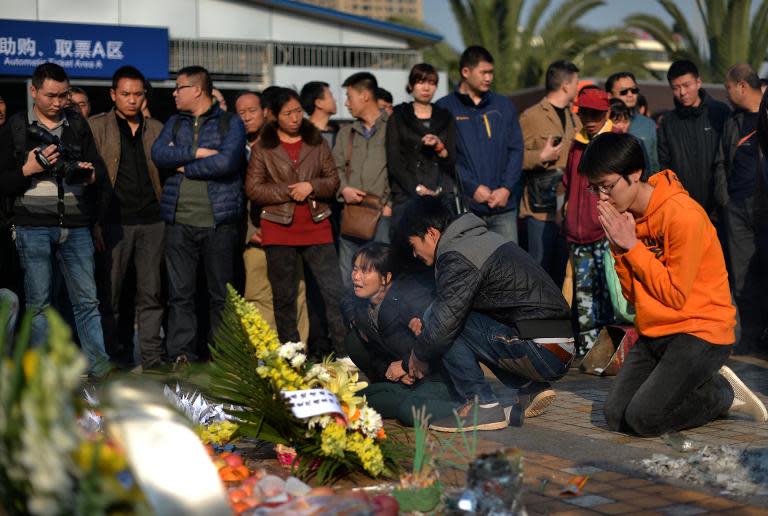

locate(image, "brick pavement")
[[490, 355, 768, 514]]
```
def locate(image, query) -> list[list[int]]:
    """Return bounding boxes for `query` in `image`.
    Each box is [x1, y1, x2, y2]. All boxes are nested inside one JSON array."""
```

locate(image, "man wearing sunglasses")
[[606, 72, 659, 174]]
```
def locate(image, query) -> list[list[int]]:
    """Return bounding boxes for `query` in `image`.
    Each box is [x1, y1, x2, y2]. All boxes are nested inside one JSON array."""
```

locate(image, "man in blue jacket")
[[151, 66, 245, 367], [436, 46, 524, 242]]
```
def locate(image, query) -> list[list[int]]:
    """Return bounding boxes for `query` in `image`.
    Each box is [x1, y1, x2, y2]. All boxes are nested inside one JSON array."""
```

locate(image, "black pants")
[[100, 222, 165, 368], [604, 333, 734, 437], [165, 222, 237, 361], [265, 244, 346, 356], [724, 196, 766, 350], [346, 329, 460, 426]]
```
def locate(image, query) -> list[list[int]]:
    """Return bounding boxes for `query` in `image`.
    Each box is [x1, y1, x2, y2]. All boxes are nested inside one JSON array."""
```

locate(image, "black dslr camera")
[[28, 123, 93, 185]]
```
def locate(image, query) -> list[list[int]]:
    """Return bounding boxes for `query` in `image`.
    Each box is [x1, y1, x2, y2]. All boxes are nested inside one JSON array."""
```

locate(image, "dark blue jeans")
[[441, 312, 569, 403], [604, 333, 733, 437], [165, 222, 238, 361], [14, 226, 111, 376]]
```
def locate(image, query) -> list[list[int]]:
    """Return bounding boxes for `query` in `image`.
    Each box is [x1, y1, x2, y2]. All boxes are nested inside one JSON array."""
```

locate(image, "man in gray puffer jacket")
[[400, 197, 573, 432]]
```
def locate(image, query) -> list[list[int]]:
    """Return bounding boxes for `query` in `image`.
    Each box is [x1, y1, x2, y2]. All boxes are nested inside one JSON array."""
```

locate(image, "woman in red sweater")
[[246, 88, 346, 357]]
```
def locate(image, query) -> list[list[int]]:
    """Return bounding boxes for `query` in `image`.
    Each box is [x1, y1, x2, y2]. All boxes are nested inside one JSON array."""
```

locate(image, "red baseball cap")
[[578, 88, 610, 111]]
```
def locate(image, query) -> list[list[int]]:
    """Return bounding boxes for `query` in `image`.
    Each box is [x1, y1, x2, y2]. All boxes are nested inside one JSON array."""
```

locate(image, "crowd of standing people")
[[0, 43, 767, 434]]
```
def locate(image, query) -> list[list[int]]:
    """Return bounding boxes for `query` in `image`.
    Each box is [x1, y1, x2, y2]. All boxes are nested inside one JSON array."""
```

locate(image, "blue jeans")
[[14, 226, 111, 376], [338, 215, 391, 292], [480, 209, 518, 243], [0, 288, 19, 351], [441, 312, 569, 403]]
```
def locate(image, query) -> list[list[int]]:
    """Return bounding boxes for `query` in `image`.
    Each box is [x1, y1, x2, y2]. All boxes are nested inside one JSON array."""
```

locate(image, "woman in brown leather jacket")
[[246, 88, 347, 357]]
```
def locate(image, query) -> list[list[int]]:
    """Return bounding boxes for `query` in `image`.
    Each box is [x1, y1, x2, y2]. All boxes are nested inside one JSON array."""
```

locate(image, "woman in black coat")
[[386, 63, 459, 226], [341, 242, 459, 425]]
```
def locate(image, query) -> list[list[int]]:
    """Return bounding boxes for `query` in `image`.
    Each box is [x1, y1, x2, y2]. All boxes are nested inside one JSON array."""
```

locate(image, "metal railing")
[[170, 39, 421, 84]]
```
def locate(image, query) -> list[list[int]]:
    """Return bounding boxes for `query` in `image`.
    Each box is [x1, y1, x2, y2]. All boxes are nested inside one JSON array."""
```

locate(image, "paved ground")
[[469, 354, 768, 515]]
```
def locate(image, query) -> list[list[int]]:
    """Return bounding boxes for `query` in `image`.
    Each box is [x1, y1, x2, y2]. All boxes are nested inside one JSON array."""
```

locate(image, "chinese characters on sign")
[[0, 20, 168, 79]]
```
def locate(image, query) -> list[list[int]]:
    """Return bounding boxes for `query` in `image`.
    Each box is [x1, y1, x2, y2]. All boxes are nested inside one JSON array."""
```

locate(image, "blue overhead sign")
[[0, 20, 169, 79]]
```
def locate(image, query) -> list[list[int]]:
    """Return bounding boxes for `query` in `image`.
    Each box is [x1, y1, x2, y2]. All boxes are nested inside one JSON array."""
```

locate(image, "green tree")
[[447, 0, 650, 93], [625, 0, 768, 82]]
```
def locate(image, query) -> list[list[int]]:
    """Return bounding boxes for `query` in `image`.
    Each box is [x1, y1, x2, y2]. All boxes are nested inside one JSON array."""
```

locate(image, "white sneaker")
[[720, 365, 768, 422]]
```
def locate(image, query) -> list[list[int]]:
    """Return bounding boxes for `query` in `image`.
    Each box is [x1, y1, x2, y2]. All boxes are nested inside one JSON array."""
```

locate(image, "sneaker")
[[720, 365, 768, 422], [503, 401, 526, 427], [428, 400, 508, 433], [523, 389, 556, 418]]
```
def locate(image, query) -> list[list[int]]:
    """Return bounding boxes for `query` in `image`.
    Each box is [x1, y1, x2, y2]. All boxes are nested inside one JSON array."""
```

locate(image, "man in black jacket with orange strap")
[[400, 197, 573, 432], [658, 60, 730, 214]]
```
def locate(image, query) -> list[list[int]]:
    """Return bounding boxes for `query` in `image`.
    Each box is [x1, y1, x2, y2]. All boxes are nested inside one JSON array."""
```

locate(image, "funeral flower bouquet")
[[207, 286, 402, 483], [0, 309, 149, 515]]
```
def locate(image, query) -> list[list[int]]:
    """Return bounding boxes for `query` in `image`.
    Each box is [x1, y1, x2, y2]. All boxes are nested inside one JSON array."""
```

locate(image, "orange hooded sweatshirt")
[[613, 170, 736, 344]]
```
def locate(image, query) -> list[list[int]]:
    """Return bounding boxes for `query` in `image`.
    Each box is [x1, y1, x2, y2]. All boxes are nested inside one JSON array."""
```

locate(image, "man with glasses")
[[562, 87, 616, 354], [88, 65, 166, 370], [579, 132, 766, 436], [658, 60, 730, 214], [606, 72, 659, 174], [151, 66, 245, 369], [0, 63, 112, 377]]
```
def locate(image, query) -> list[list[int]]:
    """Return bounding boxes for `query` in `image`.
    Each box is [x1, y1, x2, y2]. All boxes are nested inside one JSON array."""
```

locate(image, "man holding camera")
[[0, 63, 111, 377]]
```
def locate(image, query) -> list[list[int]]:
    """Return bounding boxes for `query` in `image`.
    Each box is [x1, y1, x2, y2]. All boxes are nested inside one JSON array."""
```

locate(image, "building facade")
[[0, 0, 443, 119], [302, 0, 423, 22]]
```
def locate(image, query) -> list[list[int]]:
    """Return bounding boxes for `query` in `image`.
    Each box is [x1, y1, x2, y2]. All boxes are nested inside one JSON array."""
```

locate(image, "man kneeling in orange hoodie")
[[578, 132, 766, 437]]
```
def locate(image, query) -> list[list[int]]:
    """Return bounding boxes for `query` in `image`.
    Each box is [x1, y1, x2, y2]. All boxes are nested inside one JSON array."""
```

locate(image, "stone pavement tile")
[[563, 494, 617, 508], [636, 485, 689, 497], [613, 478, 656, 489], [590, 471, 628, 482], [663, 490, 711, 503], [631, 496, 677, 510], [592, 502, 641, 514], [691, 496, 744, 511], [530, 500, 587, 514], [564, 466, 605, 475], [658, 504, 707, 515], [582, 482, 615, 494], [719, 507, 768, 516], [600, 488, 646, 503]]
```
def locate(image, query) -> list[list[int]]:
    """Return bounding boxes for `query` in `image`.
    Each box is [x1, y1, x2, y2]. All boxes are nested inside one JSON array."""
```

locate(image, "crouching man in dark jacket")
[[400, 197, 573, 432]]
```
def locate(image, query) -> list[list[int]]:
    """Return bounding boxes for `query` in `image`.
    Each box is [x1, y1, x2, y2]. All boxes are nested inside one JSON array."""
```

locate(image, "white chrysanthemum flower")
[[359, 406, 383, 438], [291, 354, 306, 368]]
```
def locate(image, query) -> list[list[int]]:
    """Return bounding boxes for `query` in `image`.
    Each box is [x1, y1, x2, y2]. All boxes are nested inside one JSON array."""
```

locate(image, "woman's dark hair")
[[636, 93, 648, 113], [406, 63, 439, 94], [578, 132, 646, 182], [609, 98, 630, 121], [352, 242, 395, 281], [271, 88, 301, 116]]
